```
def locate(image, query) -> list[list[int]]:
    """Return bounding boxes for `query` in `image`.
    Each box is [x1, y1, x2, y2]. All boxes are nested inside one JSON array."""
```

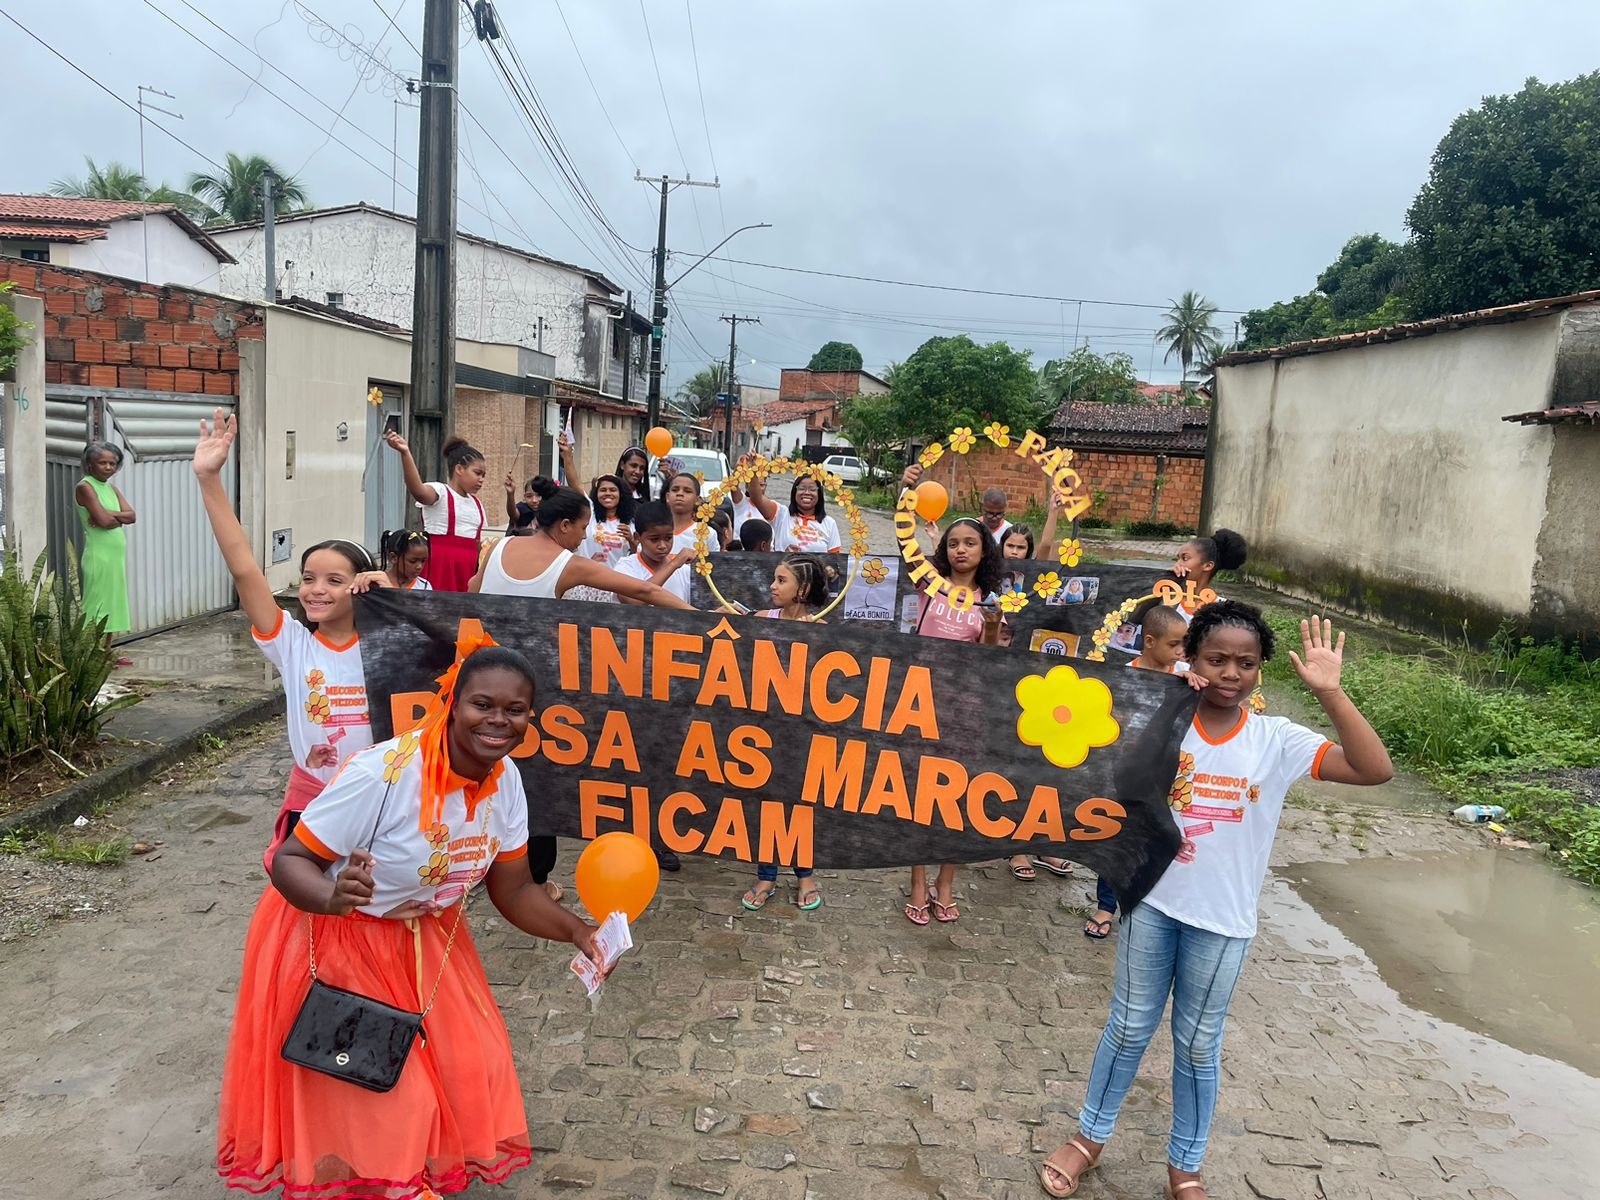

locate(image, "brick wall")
[[779, 369, 859, 401], [923, 442, 1205, 529], [454, 389, 537, 517], [0, 259, 261, 395]]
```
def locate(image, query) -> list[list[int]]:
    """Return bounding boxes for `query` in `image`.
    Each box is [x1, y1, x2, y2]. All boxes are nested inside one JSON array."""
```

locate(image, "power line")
[[551, 0, 644, 183], [682, 0, 739, 308], [0, 4, 227, 175], [369, 0, 421, 56]]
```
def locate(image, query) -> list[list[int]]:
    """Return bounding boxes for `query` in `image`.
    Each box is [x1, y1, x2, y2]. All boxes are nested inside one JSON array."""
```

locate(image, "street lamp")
[[668, 223, 772, 289]]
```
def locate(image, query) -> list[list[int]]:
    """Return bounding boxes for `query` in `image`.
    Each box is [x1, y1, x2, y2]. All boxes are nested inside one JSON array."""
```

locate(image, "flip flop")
[[904, 900, 930, 926], [1033, 857, 1074, 876], [742, 883, 776, 911], [1010, 859, 1037, 881], [796, 883, 823, 911], [1083, 917, 1113, 940], [928, 886, 960, 923]]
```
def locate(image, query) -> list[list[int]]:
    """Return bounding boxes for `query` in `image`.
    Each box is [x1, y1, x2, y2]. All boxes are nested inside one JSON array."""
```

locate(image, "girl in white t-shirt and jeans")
[[1040, 601, 1393, 1200]]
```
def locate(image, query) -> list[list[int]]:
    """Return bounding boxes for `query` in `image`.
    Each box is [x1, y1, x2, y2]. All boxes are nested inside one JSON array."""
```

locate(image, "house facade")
[[209, 203, 649, 404], [0, 195, 235, 288]]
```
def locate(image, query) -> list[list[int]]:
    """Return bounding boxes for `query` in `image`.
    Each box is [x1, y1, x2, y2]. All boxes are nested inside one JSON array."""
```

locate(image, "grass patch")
[[31, 830, 130, 866], [1258, 604, 1600, 884]]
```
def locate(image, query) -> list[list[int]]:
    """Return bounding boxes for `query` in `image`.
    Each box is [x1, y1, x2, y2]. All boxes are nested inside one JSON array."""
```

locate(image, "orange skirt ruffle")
[[217, 888, 531, 1198]]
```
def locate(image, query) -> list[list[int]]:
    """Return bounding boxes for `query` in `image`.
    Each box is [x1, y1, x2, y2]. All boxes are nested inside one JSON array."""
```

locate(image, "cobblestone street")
[[2, 734, 1596, 1199]]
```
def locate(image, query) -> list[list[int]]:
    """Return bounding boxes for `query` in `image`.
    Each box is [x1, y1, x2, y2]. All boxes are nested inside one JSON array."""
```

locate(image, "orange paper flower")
[[418, 851, 450, 887]]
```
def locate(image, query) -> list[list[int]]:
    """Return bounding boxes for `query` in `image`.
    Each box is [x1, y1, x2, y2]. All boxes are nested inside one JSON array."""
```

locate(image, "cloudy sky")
[[9, 0, 1600, 391]]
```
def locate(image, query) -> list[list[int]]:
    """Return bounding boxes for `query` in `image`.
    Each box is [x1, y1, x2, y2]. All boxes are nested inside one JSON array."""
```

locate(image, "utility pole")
[[409, 0, 462, 485], [621, 289, 632, 405], [720, 314, 759, 458], [637, 170, 720, 430], [262, 171, 277, 303], [137, 85, 181, 283]]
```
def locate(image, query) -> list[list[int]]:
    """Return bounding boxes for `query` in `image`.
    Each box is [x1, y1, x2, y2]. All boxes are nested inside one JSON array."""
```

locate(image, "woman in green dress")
[[75, 441, 135, 646]]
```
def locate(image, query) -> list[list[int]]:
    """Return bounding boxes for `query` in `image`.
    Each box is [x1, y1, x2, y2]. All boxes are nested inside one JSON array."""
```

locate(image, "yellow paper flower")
[[919, 440, 945, 469], [998, 591, 1029, 613], [382, 732, 420, 784], [948, 427, 976, 455], [425, 821, 450, 848], [1015, 665, 1120, 768], [861, 557, 889, 585], [1058, 539, 1083, 568], [1249, 688, 1267, 714], [367, 386, 384, 407], [1086, 650, 1105, 662], [983, 422, 1011, 448], [1169, 775, 1194, 812], [694, 559, 713, 577], [418, 851, 450, 887], [304, 693, 331, 724], [696, 503, 715, 522], [1033, 571, 1063, 598], [836, 488, 854, 506]]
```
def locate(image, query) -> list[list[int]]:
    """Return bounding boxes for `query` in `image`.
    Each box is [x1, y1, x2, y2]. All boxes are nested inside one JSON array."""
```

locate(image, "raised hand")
[[1288, 616, 1345, 695], [383, 430, 412, 457], [668, 548, 697, 572], [504, 471, 518, 496], [328, 848, 376, 916], [192, 408, 236, 478], [901, 463, 923, 491], [349, 570, 391, 594]]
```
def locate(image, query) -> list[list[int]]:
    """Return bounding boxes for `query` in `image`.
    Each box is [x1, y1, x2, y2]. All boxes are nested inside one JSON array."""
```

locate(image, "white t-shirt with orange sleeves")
[[583, 517, 632, 567], [614, 550, 691, 603], [1144, 710, 1332, 939], [253, 612, 373, 783], [770, 505, 842, 553], [295, 732, 530, 917]]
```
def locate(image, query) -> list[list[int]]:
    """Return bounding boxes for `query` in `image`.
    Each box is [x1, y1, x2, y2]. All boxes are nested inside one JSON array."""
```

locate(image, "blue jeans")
[[756, 863, 814, 883], [1078, 903, 1252, 1171], [1095, 877, 1117, 914]]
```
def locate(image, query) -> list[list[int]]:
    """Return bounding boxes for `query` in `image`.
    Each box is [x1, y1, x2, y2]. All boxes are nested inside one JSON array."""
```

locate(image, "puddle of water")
[[1280, 848, 1600, 1076]]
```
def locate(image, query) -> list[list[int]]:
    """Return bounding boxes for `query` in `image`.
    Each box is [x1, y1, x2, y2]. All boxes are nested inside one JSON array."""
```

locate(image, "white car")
[[651, 447, 729, 497], [821, 453, 876, 484]]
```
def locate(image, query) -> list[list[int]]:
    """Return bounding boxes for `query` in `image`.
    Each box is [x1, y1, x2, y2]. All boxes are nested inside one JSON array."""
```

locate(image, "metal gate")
[[364, 384, 406, 550], [45, 387, 238, 638]]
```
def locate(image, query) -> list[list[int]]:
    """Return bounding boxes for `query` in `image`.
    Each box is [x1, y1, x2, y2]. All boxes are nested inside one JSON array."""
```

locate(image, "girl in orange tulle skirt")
[[218, 642, 603, 1199]]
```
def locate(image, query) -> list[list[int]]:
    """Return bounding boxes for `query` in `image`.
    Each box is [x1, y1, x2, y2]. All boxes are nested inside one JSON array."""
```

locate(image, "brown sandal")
[[1166, 1181, 1207, 1199], [1038, 1137, 1099, 1196]]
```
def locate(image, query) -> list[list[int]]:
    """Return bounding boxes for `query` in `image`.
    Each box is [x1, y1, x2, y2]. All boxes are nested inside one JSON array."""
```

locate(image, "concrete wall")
[[1208, 315, 1563, 635], [1531, 424, 1600, 635], [61, 216, 224, 291], [2, 293, 46, 562], [213, 211, 641, 395]]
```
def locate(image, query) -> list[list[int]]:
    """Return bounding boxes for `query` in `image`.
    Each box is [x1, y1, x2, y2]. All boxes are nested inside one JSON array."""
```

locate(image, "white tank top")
[[480, 538, 573, 598]]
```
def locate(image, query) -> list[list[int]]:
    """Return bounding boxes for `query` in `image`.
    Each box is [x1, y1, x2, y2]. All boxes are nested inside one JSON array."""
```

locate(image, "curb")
[[0, 692, 283, 836]]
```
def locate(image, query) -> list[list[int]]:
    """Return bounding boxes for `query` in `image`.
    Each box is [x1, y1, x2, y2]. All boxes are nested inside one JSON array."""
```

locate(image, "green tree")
[[806, 341, 864, 372], [1037, 346, 1142, 408], [837, 390, 900, 476], [49, 156, 211, 221], [1157, 290, 1221, 384], [0, 283, 33, 380], [1407, 73, 1600, 317], [187, 152, 309, 225], [675, 362, 729, 421], [889, 335, 1040, 439], [1240, 234, 1415, 349]]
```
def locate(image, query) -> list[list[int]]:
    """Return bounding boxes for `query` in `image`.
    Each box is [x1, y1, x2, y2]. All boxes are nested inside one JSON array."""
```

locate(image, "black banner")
[[357, 591, 1194, 912]]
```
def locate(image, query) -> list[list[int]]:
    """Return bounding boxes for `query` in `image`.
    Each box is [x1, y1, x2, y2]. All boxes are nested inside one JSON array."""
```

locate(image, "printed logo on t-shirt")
[[303, 666, 369, 732]]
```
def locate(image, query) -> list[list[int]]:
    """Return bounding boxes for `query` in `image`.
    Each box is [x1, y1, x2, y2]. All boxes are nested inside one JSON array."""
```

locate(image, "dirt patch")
[[0, 851, 123, 943], [0, 743, 115, 822], [1535, 767, 1600, 806]]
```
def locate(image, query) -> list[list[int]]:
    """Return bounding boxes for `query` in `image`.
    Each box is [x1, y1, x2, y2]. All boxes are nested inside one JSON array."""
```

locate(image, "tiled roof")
[[1051, 400, 1210, 454], [1502, 401, 1600, 426], [1136, 382, 1208, 403], [1220, 290, 1600, 366], [0, 194, 236, 263]]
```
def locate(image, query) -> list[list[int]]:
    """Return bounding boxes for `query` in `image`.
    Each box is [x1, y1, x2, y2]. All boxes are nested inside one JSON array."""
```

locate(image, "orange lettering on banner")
[[650, 633, 703, 701], [801, 735, 865, 812], [810, 651, 861, 723], [675, 721, 724, 784], [884, 667, 939, 739], [559, 623, 578, 690], [725, 725, 774, 789], [1071, 797, 1126, 841], [590, 710, 639, 772], [658, 791, 706, 853], [860, 749, 910, 819], [390, 691, 430, 735], [539, 705, 587, 766], [966, 772, 1019, 838], [862, 657, 891, 732], [1015, 784, 1068, 843], [454, 617, 487, 646], [698, 637, 749, 708], [591, 627, 645, 697], [704, 797, 752, 860], [913, 756, 967, 830], [759, 800, 813, 869], [750, 640, 807, 715], [579, 780, 627, 838], [629, 785, 651, 839]]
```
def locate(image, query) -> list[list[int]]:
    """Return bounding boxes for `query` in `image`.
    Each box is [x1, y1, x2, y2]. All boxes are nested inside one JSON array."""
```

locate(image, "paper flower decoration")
[[1249, 688, 1267, 714], [983, 422, 1011, 448], [1033, 571, 1063, 598], [367, 386, 384, 407], [861, 558, 889, 585], [948, 427, 976, 455], [919, 440, 945, 469], [1015, 665, 1120, 768], [1058, 539, 1083, 568], [998, 591, 1029, 614]]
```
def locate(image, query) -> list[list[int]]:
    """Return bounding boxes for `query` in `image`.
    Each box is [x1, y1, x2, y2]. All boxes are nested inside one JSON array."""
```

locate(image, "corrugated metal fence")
[[45, 387, 238, 638]]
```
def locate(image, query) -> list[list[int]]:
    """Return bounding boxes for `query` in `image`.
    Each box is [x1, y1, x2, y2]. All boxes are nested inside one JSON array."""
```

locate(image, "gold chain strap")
[[307, 793, 494, 1019]]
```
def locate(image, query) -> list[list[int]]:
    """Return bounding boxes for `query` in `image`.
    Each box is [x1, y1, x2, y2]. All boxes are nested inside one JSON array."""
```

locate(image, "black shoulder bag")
[[280, 785, 491, 1093]]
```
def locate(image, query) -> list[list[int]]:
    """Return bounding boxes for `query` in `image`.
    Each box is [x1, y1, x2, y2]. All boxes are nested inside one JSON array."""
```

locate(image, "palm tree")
[[50, 156, 215, 222], [1157, 290, 1221, 386], [186, 153, 309, 226], [676, 362, 730, 421]]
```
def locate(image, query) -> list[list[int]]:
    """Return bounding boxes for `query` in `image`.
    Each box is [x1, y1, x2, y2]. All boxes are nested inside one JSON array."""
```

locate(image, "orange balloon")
[[914, 480, 949, 522], [644, 426, 674, 459], [574, 831, 660, 923]]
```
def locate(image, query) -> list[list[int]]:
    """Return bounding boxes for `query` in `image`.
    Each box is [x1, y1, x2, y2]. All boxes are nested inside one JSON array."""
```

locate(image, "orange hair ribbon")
[[415, 626, 500, 833]]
